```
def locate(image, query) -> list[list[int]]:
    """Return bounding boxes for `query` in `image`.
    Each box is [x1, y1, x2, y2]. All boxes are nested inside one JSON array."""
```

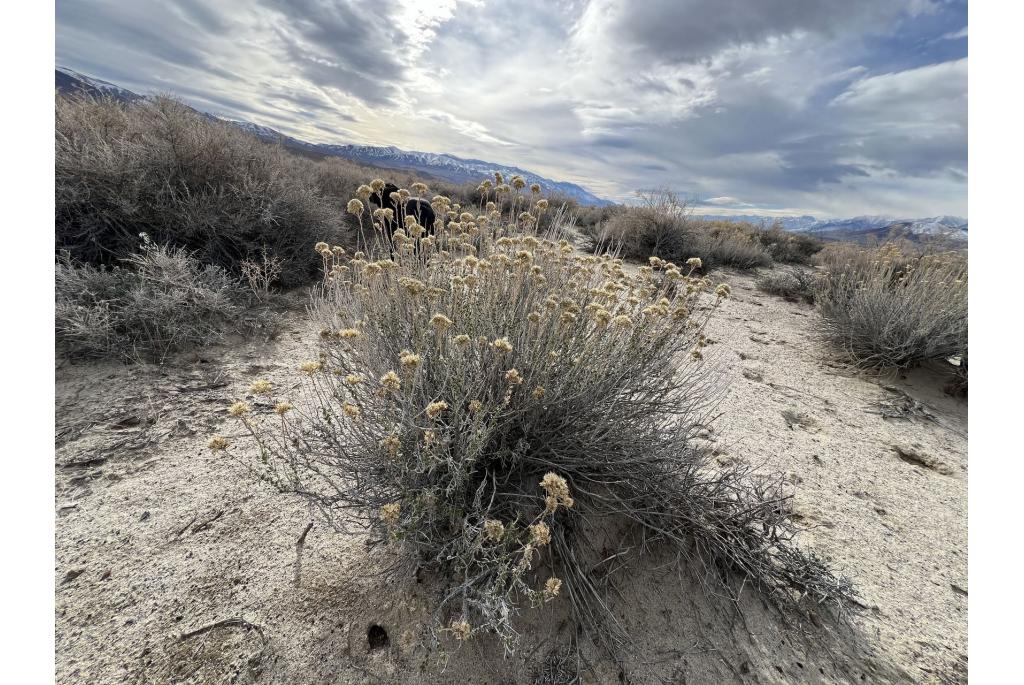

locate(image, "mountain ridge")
[[56, 67, 611, 206], [696, 212, 967, 244]]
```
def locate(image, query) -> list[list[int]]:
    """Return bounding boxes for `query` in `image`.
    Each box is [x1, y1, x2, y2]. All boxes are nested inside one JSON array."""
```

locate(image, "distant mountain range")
[[697, 213, 968, 244], [54, 68, 968, 233], [55, 67, 611, 206]]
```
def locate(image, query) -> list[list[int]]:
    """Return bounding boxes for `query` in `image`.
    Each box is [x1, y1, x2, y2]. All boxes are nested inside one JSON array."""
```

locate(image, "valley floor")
[[54, 268, 967, 684]]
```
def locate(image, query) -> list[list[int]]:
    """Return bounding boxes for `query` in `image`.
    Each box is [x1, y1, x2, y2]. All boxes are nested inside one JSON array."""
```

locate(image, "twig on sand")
[[191, 509, 225, 534], [179, 617, 266, 642], [293, 521, 314, 587]]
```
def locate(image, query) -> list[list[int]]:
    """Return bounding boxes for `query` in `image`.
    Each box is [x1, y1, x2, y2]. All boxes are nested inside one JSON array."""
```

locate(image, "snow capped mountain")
[[54, 68, 611, 205], [55, 67, 143, 102], [697, 212, 967, 244], [313, 143, 612, 206]]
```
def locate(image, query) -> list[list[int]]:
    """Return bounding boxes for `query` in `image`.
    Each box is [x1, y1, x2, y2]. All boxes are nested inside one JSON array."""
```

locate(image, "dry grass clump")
[[756, 267, 818, 304], [56, 237, 265, 362], [585, 191, 771, 270], [815, 243, 968, 369], [56, 94, 343, 286], [226, 179, 855, 667]]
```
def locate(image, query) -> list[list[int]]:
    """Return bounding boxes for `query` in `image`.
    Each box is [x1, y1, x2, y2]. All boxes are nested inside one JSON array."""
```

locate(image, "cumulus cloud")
[[56, 0, 968, 218]]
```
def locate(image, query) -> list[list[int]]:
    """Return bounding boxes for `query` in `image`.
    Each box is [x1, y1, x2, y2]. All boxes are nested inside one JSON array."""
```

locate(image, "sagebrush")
[[815, 243, 968, 369], [56, 239, 264, 362], [584, 191, 774, 270], [219, 178, 856, 669], [756, 267, 818, 304]]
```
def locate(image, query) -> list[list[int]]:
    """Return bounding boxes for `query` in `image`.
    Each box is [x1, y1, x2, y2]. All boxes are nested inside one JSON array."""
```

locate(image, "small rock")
[[63, 568, 86, 584], [893, 444, 953, 475]]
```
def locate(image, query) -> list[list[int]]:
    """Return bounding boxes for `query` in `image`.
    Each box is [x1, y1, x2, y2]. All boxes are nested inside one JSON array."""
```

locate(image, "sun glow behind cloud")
[[56, 0, 967, 217]]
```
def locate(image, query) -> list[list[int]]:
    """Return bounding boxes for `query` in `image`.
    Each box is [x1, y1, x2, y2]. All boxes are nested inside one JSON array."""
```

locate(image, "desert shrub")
[[700, 221, 774, 269], [755, 267, 818, 304], [815, 243, 968, 369], [56, 238, 263, 362], [221, 182, 855, 664], [753, 224, 824, 264], [56, 94, 343, 286], [585, 192, 771, 270]]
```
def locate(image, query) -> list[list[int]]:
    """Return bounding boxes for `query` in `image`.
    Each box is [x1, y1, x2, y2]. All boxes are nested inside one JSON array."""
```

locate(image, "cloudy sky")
[[56, 0, 968, 218]]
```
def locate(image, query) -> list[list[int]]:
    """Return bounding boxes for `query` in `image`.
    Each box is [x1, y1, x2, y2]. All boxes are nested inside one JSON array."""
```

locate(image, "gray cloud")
[[574, 0, 930, 65], [56, 0, 967, 218]]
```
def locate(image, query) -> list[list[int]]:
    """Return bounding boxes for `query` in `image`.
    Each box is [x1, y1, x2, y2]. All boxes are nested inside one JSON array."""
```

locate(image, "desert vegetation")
[[215, 178, 856, 674], [55, 95, 347, 286], [583, 190, 823, 271], [53, 94, 492, 362], [814, 242, 968, 371], [756, 266, 818, 304], [56, 238, 267, 362]]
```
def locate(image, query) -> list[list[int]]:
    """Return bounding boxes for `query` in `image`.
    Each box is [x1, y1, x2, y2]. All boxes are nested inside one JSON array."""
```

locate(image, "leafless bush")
[[240, 246, 283, 299], [219, 180, 855, 668], [584, 191, 771, 270], [56, 237, 265, 362], [815, 243, 968, 369], [56, 94, 344, 285], [756, 267, 818, 304]]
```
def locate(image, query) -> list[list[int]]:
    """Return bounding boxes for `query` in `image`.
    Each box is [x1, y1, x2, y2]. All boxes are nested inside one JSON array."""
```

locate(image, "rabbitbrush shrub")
[[223, 177, 855, 662], [815, 243, 968, 369]]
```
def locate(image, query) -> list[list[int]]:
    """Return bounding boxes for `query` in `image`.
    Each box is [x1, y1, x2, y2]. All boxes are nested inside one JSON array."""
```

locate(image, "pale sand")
[[55, 268, 966, 684]]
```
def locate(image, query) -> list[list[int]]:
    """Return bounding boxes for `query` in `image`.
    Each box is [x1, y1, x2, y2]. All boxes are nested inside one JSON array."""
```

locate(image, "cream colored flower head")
[[314, 241, 330, 254], [380, 435, 401, 457], [370, 179, 386, 192], [347, 198, 364, 214], [484, 519, 505, 542], [208, 435, 229, 451], [505, 368, 523, 385], [380, 502, 401, 527], [453, 334, 471, 347], [299, 360, 323, 374], [543, 577, 562, 599], [274, 401, 293, 415], [450, 619, 471, 641], [612, 314, 633, 329], [249, 379, 273, 395], [430, 313, 454, 332], [530, 522, 551, 546], [228, 401, 251, 417], [425, 400, 449, 419], [380, 370, 401, 392], [491, 337, 513, 353], [686, 257, 702, 269], [342, 402, 361, 418], [715, 283, 731, 298], [399, 350, 422, 370]]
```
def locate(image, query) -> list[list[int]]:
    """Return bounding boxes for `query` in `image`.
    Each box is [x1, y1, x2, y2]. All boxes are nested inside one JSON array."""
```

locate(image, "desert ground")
[[55, 264, 967, 684]]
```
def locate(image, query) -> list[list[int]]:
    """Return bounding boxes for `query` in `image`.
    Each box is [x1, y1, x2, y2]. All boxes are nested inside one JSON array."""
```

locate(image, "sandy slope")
[[55, 268, 967, 684]]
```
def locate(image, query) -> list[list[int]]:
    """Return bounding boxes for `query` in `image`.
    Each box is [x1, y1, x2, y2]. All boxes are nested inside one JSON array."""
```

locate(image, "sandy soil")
[[55, 268, 967, 684]]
